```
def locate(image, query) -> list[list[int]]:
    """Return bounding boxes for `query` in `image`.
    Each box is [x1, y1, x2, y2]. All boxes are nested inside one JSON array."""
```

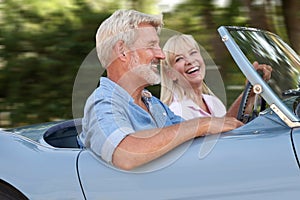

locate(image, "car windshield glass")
[[226, 27, 300, 112]]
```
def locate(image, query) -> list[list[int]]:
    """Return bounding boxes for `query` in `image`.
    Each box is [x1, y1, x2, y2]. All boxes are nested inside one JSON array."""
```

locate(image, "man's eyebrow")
[[147, 39, 159, 45]]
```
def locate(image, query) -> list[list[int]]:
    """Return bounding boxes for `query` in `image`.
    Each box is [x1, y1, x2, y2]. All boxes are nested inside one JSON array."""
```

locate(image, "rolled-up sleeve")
[[100, 127, 134, 163], [80, 85, 135, 163]]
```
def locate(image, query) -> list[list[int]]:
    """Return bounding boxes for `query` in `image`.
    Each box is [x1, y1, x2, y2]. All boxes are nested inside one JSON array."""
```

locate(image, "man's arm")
[[113, 116, 242, 170]]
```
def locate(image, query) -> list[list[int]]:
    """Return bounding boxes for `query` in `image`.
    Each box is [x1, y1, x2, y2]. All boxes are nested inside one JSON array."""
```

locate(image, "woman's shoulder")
[[202, 94, 227, 116]]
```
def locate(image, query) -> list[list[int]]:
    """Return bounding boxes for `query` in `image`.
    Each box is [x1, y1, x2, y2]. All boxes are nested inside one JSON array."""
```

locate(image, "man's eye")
[[149, 42, 158, 48]]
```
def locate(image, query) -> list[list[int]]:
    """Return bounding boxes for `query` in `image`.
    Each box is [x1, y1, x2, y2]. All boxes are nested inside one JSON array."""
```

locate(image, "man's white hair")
[[95, 9, 163, 68]]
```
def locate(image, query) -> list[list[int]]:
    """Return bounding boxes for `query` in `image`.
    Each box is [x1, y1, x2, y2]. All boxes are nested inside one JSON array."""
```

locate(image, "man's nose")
[[154, 47, 165, 60]]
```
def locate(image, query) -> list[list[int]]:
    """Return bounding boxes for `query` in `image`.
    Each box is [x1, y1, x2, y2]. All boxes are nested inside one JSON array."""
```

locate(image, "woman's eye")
[[175, 57, 183, 62], [190, 50, 198, 55]]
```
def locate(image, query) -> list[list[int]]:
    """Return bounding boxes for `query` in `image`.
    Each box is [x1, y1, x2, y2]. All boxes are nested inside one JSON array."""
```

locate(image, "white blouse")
[[169, 94, 227, 120]]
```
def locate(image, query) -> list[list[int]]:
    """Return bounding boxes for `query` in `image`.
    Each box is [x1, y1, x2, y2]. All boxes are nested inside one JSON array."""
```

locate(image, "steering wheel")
[[237, 82, 266, 123]]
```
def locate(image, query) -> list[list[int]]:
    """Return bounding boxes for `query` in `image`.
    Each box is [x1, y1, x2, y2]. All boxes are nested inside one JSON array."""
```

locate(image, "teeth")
[[151, 64, 159, 72], [151, 64, 158, 70], [186, 66, 199, 74]]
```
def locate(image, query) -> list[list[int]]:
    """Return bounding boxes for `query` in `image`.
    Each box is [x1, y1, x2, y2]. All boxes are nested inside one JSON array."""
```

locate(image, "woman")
[[160, 34, 272, 120]]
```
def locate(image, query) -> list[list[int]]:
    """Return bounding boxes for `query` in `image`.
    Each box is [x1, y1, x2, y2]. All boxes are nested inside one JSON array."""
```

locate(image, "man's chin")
[[147, 73, 161, 85], [149, 80, 160, 86], [131, 65, 161, 85]]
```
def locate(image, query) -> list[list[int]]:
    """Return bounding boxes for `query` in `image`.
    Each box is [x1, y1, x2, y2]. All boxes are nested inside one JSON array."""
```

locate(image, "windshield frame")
[[218, 26, 300, 127]]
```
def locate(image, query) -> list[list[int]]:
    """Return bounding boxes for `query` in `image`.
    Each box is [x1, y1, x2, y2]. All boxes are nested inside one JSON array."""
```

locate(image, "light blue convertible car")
[[1, 26, 300, 200]]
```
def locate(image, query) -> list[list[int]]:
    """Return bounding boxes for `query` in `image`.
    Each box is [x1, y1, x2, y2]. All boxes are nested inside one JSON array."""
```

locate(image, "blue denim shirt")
[[79, 77, 183, 163]]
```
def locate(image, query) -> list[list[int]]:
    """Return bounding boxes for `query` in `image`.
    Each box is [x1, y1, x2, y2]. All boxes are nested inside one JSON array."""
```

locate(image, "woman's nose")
[[184, 56, 194, 65]]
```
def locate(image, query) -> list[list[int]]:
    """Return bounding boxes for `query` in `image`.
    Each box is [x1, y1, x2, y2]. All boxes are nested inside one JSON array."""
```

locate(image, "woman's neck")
[[191, 87, 210, 114]]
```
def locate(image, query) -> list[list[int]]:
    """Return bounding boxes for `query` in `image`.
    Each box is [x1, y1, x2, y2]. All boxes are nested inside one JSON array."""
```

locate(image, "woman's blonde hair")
[[160, 34, 213, 105], [95, 9, 163, 68]]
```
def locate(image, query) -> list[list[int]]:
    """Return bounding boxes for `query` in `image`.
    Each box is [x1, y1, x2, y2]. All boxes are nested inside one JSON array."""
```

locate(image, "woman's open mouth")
[[185, 66, 200, 74]]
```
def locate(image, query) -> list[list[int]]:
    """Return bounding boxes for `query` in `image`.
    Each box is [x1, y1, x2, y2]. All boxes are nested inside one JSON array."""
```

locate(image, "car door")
[[291, 127, 300, 168], [77, 115, 300, 200]]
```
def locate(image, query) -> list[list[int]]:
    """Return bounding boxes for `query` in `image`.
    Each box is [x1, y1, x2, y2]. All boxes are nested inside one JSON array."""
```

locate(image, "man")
[[79, 9, 243, 170]]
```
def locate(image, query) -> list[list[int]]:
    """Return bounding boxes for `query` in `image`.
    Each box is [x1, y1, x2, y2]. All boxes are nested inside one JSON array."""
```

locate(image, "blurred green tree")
[[0, 0, 299, 127], [282, 0, 300, 53], [0, 0, 112, 126]]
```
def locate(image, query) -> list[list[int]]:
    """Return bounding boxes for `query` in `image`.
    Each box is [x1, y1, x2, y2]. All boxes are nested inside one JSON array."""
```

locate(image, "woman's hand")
[[252, 61, 272, 81]]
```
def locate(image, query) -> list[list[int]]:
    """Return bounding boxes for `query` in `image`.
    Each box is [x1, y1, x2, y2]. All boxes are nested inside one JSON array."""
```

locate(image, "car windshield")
[[228, 27, 300, 98], [219, 26, 300, 125]]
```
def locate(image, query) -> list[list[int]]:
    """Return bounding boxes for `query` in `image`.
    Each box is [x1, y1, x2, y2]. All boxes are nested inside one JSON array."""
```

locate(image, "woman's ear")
[[166, 68, 178, 82]]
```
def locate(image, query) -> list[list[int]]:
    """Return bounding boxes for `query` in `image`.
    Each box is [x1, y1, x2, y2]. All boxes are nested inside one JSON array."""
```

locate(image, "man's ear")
[[114, 40, 127, 61]]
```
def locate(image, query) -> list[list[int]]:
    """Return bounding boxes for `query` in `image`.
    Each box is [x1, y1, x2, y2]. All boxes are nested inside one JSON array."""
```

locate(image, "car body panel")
[[77, 113, 300, 199], [292, 128, 300, 167], [0, 130, 84, 200]]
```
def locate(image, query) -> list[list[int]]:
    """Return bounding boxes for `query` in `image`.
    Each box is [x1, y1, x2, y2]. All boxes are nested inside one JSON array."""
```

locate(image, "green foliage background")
[[0, 0, 299, 127]]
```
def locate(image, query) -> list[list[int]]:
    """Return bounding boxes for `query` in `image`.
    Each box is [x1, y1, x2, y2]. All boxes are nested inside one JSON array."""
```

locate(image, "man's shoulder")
[[96, 77, 129, 99], [98, 77, 115, 91]]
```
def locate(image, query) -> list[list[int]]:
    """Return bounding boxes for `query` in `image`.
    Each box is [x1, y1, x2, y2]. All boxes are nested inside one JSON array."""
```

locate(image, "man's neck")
[[106, 61, 150, 109]]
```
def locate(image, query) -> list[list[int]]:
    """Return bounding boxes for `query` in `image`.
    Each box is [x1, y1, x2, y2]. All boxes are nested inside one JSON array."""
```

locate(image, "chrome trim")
[[253, 84, 263, 94], [270, 104, 300, 128]]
